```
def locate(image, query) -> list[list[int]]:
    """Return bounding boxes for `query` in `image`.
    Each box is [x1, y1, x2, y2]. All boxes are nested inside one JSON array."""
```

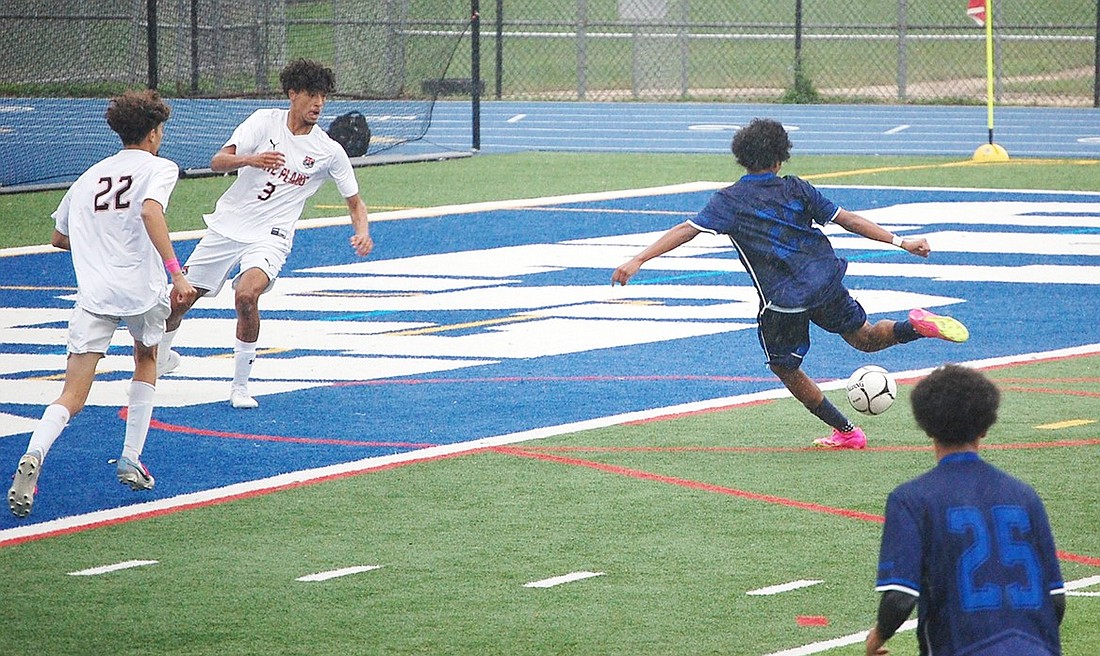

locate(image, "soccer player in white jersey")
[[157, 58, 374, 409], [7, 90, 197, 518]]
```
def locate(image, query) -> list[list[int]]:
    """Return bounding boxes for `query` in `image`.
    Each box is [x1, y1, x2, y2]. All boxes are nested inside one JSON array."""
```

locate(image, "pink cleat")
[[813, 427, 867, 450], [909, 308, 969, 343]]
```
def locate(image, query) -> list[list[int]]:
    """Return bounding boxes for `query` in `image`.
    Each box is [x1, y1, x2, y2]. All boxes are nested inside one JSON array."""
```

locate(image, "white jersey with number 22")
[[203, 108, 359, 244], [53, 149, 179, 317]]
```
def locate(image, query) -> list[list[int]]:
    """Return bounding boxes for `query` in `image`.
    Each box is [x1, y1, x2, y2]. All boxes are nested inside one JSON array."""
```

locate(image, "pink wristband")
[[165, 258, 182, 274]]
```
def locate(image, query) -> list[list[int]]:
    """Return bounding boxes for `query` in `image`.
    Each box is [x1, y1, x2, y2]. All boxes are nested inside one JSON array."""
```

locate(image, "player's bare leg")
[[844, 310, 969, 354], [842, 320, 899, 353], [9, 352, 100, 517], [770, 364, 824, 410], [770, 364, 866, 450]]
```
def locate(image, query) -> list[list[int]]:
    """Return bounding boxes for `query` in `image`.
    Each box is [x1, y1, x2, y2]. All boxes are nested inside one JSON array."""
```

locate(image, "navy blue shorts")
[[757, 289, 868, 370]]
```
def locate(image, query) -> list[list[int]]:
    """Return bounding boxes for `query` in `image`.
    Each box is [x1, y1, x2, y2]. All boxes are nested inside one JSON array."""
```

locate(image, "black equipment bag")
[[327, 111, 371, 157]]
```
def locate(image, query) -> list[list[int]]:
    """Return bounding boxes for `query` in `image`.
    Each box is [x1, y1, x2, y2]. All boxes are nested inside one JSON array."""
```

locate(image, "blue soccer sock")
[[893, 319, 922, 344], [810, 397, 855, 433]]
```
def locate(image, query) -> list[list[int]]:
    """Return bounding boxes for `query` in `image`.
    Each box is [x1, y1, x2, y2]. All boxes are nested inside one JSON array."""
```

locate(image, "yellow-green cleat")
[[909, 308, 970, 343]]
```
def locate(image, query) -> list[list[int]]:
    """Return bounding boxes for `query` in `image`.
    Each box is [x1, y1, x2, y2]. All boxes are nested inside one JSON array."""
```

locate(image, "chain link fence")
[[0, 0, 471, 99], [470, 0, 1099, 106], [0, 0, 1096, 106]]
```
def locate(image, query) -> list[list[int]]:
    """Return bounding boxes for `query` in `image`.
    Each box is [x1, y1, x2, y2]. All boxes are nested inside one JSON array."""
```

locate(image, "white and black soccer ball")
[[846, 365, 897, 416]]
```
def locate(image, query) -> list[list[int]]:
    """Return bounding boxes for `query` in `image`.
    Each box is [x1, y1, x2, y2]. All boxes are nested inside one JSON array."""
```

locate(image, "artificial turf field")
[[0, 153, 1098, 655]]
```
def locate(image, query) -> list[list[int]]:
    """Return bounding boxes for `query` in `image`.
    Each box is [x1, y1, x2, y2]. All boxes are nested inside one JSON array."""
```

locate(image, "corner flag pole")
[[984, 0, 995, 145], [973, 0, 1009, 161]]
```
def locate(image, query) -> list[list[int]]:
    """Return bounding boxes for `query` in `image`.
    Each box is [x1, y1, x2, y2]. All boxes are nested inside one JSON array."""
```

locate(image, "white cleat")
[[230, 387, 259, 409], [116, 457, 155, 491], [156, 349, 180, 377], [8, 451, 42, 518]]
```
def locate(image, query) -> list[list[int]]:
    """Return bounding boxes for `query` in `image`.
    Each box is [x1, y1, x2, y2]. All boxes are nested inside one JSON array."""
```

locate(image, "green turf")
[[3, 153, 1100, 249], [1, 153, 1098, 655], [0, 364, 1096, 655]]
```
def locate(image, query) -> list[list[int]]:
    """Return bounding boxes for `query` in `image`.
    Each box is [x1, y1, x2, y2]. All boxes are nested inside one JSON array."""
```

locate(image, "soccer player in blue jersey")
[[611, 118, 968, 448], [866, 364, 1065, 655]]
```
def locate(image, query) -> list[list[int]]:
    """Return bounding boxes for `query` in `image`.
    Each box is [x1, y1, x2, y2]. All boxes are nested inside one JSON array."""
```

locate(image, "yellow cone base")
[[973, 143, 1010, 162]]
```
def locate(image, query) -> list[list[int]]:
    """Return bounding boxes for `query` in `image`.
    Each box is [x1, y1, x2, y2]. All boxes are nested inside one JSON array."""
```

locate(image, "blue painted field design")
[[1, 184, 1099, 531]]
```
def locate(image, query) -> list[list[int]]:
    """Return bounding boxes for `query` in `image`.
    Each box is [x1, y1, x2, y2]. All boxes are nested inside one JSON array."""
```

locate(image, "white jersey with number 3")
[[203, 108, 359, 243], [53, 149, 179, 316]]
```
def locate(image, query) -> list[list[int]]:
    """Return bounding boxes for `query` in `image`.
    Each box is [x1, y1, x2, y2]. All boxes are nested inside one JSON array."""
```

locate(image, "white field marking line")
[[506, 113, 527, 123], [813, 183, 1100, 197], [761, 573, 1100, 655], [524, 206, 693, 216], [761, 619, 918, 656], [746, 579, 823, 596], [296, 565, 382, 582], [4, 342, 1100, 548], [1066, 574, 1100, 597], [524, 571, 605, 588], [0, 384, 794, 546], [0, 181, 726, 258], [67, 560, 158, 576], [7, 182, 1100, 259], [883, 125, 911, 134]]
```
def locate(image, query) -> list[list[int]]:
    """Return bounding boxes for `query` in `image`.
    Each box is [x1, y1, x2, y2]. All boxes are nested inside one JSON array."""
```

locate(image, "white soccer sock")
[[122, 380, 156, 462], [233, 339, 258, 390], [157, 328, 178, 365], [26, 403, 71, 461]]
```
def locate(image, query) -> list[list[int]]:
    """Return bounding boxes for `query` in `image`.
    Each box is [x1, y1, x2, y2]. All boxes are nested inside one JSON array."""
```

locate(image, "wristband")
[[890, 235, 904, 248], [165, 258, 182, 274]]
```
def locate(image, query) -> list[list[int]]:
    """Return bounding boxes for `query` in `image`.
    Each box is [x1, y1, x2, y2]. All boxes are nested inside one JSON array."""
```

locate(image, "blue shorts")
[[757, 290, 868, 370]]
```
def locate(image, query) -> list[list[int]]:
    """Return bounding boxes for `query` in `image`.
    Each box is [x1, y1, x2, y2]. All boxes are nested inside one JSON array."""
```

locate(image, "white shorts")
[[67, 298, 171, 354], [183, 229, 290, 296]]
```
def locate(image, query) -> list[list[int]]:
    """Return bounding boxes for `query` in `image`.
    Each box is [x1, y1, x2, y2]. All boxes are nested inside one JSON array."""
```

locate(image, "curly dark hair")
[[731, 118, 792, 172], [910, 364, 1000, 446], [280, 58, 336, 95], [105, 89, 170, 146]]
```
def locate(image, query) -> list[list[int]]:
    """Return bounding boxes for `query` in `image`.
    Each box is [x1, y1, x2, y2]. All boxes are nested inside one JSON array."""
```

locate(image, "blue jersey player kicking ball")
[[611, 118, 969, 448], [866, 364, 1065, 656]]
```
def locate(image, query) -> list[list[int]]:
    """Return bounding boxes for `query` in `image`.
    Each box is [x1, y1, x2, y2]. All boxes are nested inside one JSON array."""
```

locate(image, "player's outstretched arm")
[[833, 209, 931, 259], [612, 221, 701, 286], [346, 194, 373, 257]]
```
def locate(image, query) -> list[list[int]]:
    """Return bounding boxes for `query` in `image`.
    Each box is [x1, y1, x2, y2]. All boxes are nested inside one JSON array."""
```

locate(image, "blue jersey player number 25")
[[867, 365, 1065, 656]]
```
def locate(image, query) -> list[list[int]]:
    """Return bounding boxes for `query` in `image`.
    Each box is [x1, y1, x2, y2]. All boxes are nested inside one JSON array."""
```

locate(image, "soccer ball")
[[846, 365, 897, 415]]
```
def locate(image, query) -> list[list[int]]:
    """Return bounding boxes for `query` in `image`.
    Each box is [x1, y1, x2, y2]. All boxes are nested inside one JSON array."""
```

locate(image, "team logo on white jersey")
[[302, 156, 315, 169]]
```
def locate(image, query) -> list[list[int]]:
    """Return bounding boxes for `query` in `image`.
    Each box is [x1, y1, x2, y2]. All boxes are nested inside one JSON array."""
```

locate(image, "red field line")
[[120, 410, 436, 449], [994, 377, 1100, 384], [491, 445, 885, 522], [1001, 386, 1100, 399], [492, 446, 1100, 568], [520, 438, 1100, 454], [624, 398, 779, 425]]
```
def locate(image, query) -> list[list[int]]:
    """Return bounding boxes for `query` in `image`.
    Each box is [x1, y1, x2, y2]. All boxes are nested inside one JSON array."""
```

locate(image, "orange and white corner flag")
[[967, 0, 986, 26]]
